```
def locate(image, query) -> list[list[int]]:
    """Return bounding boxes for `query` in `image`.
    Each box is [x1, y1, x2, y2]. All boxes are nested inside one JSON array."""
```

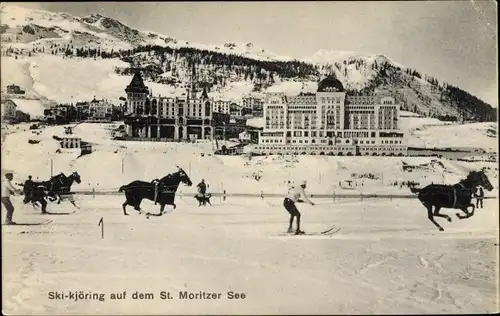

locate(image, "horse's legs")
[[57, 194, 62, 204], [40, 199, 48, 214], [433, 206, 451, 222], [425, 204, 444, 231], [67, 194, 79, 209], [134, 198, 143, 212], [122, 201, 129, 215], [158, 204, 166, 216], [455, 204, 475, 220], [172, 203, 176, 210], [467, 204, 475, 218]]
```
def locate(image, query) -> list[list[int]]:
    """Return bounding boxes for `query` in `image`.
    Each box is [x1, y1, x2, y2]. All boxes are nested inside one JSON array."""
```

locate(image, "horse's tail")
[[119, 185, 127, 193], [410, 187, 421, 194]]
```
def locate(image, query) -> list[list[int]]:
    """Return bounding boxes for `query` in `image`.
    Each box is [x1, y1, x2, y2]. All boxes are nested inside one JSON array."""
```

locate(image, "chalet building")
[[123, 71, 214, 141], [253, 77, 407, 156]]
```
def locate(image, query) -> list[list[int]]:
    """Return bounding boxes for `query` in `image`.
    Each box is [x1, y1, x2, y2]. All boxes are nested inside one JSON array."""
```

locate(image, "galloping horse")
[[24, 172, 82, 213], [410, 170, 494, 231], [119, 166, 193, 216]]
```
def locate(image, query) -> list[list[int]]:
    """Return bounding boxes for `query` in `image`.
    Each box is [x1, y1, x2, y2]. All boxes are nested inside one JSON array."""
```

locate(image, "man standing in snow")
[[283, 180, 315, 235], [2, 172, 22, 225], [475, 185, 485, 209]]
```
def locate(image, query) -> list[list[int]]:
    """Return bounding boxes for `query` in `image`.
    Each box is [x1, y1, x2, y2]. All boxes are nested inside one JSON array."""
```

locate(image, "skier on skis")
[[283, 180, 315, 235]]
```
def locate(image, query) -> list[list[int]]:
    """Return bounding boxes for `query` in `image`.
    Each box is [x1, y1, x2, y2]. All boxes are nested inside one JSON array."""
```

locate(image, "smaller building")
[[213, 100, 231, 115], [242, 96, 264, 111], [60, 136, 81, 149], [229, 103, 242, 116], [2, 99, 45, 123], [89, 98, 113, 120], [1, 101, 17, 121], [238, 130, 252, 143], [6, 84, 25, 95]]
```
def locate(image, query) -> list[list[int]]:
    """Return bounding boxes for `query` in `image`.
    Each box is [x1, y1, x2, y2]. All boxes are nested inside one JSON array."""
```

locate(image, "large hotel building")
[[253, 77, 407, 156], [123, 72, 214, 141]]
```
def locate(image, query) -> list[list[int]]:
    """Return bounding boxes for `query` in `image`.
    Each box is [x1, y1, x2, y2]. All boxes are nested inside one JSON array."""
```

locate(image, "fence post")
[[223, 190, 226, 202], [220, 182, 223, 203], [360, 192, 363, 201], [333, 190, 335, 202], [261, 190, 264, 200], [92, 187, 95, 198]]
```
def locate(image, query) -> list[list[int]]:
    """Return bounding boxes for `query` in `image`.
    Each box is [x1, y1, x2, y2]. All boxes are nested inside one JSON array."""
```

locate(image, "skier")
[[283, 180, 315, 235], [2, 172, 23, 225]]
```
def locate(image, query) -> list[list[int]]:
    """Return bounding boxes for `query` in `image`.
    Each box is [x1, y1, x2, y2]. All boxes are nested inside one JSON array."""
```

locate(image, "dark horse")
[[119, 167, 193, 216], [23, 172, 82, 213], [410, 170, 494, 231]]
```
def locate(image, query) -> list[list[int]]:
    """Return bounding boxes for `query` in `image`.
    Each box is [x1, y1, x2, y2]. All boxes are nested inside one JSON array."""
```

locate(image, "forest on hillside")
[[2, 42, 496, 121]]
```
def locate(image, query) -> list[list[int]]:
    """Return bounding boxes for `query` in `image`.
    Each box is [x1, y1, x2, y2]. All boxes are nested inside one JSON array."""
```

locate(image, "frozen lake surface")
[[2, 195, 499, 315]]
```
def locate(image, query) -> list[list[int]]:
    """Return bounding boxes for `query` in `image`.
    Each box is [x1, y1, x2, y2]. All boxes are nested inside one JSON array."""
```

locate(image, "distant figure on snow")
[[2, 172, 23, 225], [196, 179, 209, 205], [283, 180, 315, 235], [475, 185, 485, 209]]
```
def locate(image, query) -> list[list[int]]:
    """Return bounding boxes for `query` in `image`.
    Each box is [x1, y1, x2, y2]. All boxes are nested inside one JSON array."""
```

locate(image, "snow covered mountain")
[[1, 4, 496, 121]]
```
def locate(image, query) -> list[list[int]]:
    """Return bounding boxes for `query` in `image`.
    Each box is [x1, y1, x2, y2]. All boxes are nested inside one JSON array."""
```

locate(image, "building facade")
[[123, 72, 214, 141], [213, 100, 231, 115], [242, 96, 264, 113], [253, 77, 407, 156], [2, 99, 45, 123], [1, 100, 17, 121], [89, 98, 113, 120]]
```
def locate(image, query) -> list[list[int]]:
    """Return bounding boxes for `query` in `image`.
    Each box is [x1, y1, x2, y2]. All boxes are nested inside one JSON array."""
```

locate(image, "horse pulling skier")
[[410, 169, 493, 231], [21, 172, 82, 214], [119, 166, 193, 216]]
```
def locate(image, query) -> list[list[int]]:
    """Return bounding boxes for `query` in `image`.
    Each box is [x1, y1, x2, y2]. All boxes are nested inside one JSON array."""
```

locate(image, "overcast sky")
[[13, 1, 498, 107]]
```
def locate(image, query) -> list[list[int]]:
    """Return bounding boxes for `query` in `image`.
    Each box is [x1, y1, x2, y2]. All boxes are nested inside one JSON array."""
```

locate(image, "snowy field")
[[2, 194, 499, 315]]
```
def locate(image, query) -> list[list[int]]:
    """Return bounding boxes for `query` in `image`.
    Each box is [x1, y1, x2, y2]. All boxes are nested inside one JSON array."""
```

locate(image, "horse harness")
[[452, 183, 465, 208]]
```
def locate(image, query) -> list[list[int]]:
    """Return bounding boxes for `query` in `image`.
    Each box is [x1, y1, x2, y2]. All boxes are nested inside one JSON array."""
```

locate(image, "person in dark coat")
[[22, 175, 34, 204]]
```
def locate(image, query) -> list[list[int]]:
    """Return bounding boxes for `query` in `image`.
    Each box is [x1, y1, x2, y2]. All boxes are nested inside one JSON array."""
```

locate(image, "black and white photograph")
[[1, 1, 498, 314]]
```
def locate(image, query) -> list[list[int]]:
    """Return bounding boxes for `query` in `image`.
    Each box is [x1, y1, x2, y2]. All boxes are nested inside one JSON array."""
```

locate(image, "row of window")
[[254, 146, 405, 152]]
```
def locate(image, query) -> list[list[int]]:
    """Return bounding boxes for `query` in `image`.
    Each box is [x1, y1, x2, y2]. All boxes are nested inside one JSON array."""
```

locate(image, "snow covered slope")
[[0, 4, 293, 62], [1, 3, 496, 121], [2, 124, 498, 197]]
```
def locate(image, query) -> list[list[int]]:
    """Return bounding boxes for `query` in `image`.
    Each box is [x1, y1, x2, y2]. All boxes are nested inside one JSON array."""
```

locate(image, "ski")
[[3, 219, 53, 226], [276, 227, 341, 237], [26, 210, 77, 216]]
